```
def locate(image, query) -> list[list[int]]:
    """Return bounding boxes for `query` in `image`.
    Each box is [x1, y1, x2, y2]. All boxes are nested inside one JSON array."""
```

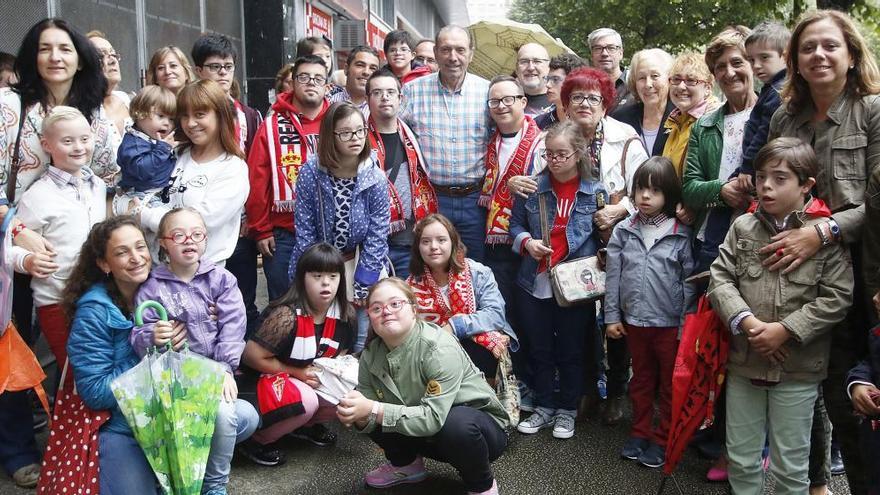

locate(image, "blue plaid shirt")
[[400, 72, 491, 186]]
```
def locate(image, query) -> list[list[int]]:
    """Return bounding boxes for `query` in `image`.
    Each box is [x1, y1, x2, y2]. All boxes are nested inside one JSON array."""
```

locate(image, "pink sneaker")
[[364, 457, 428, 488], [468, 479, 499, 495]]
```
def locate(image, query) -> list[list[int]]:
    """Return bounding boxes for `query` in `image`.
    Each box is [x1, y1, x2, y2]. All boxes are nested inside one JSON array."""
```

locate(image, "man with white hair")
[[588, 27, 632, 108], [515, 43, 552, 116]]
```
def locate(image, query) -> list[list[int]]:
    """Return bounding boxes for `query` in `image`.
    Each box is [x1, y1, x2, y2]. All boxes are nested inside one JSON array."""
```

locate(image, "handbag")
[[538, 193, 605, 307], [36, 360, 109, 495], [597, 136, 640, 245], [494, 348, 520, 428]]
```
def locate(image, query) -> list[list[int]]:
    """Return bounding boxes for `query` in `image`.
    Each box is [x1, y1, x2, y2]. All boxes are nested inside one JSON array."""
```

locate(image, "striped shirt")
[[46, 165, 98, 204], [400, 72, 491, 186]]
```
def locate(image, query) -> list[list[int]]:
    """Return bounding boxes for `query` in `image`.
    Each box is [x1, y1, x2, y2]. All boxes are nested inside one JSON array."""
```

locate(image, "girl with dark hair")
[[238, 243, 356, 466], [289, 101, 390, 352]]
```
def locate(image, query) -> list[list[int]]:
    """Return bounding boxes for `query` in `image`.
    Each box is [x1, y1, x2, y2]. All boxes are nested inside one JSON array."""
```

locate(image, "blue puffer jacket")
[[66, 283, 140, 436]]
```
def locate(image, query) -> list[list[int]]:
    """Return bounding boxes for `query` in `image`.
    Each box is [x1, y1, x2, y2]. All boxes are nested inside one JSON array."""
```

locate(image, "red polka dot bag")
[[36, 360, 109, 494]]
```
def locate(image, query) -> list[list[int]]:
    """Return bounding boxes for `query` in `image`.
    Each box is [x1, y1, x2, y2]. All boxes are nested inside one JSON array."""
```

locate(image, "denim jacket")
[[509, 173, 605, 294], [604, 214, 694, 328], [289, 155, 391, 292]]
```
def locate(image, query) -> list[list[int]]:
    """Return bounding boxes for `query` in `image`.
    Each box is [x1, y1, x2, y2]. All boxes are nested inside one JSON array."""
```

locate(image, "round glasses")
[[368, 299, 411, 317], [160, 230, 207, 244], [334, 127, 367, 141]]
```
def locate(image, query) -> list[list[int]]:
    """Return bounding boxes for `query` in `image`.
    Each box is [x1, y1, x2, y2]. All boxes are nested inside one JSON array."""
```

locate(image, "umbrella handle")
[[134, 300, 169, 326]]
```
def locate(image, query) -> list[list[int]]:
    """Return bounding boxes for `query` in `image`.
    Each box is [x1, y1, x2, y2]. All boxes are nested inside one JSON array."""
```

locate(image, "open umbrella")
[[467, 19, 575, 81], [111, 301, 225, 495]]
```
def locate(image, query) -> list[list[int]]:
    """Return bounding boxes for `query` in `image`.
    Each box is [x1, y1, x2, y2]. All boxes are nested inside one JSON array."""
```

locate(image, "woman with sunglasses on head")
[[337, 277, 509, 495], [289, 101, 391, 353]]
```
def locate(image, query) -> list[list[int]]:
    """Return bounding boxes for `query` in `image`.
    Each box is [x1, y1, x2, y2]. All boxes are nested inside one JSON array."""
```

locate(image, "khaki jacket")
[[769, 93, 880, 242], [356, 320, 509, 436], [708, 210, 854, 382]]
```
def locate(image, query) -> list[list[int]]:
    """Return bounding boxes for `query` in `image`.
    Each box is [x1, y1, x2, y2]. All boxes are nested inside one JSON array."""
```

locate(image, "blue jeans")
[[436, 191, 487, 263], [353, 307, 369, 353], [204, 398, 259, 492], [387, 243, 412, 279], [226, 236, 259, 337], [0, 390, 40, 476], [99, 431, 161, 495], [262, 228, 296, 302]]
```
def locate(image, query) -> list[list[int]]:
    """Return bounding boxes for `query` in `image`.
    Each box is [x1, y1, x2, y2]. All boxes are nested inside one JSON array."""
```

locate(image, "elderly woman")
[[87, 31, 131, 137], [611, 49, 676, 157], [146, 45, 196, 95], [768, 10, 880, 495]]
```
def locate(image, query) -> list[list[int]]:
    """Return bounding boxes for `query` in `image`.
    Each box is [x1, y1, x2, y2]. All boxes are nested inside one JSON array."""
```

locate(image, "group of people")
[[0, 7, 879, 495]]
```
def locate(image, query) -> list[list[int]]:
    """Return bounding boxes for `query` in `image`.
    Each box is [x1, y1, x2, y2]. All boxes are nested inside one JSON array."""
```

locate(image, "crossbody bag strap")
[[5, 108, 28, 203], [537, 192, 552, 268], [619, 136, 640, 192], [316, 178, 328, 242]]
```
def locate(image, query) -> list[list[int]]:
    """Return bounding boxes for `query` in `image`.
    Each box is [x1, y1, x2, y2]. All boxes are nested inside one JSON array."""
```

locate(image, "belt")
[[433, 180, 484, 197]]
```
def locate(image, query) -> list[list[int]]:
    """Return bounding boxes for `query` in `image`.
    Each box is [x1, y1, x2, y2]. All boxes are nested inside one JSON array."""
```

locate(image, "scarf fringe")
[[477, 195, 492, 208], [389, 219, 407, 234], [485, 234, 513, 245], [272, 200, 296, 213]]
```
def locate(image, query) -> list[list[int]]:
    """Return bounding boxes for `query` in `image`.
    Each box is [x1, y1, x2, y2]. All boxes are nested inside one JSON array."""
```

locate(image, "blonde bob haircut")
[[782, 9, 880, 111], [176, 79, 245, 159], [146, 46, 196, 90], [626, 48, 674, 102], [318, 102, 371, 171], [669, 51, 715, 88], [704, 25, 752, 73], [41, 105, 88, 136]]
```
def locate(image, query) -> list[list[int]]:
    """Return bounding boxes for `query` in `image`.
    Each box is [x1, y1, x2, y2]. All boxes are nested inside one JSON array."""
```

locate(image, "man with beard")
[[515, 43, 552, 116]]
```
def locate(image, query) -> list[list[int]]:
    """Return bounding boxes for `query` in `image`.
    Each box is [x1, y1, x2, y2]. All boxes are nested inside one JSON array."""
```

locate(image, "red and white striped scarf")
[[289, 307, 342, 366], [266, 111, 311, 213]]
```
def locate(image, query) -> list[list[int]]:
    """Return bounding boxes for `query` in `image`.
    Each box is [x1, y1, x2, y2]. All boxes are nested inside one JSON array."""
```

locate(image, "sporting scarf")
[[232, 99, 248, 153], [407, 260, 507, 353], [289, 305, 343, 367], [266, 110, 311, 213], [367, 118, 438, 233], [479, 116, 541, 244], [588, 120, 605, 183]]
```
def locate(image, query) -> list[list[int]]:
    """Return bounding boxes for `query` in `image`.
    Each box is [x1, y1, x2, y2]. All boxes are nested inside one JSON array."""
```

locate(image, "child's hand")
[[23, 252, 58, 278], [606, 323, 626, 339], [851, 383, 880, 416], [222, 372, 238, 403], [169, 321, 187, 350], [735, 173, 754, 193], [160, 131, 178, 148], [153, 320, 174, 345], [747, 321, 790, 358], [337, 390, 373, 427], [525, 239, 552, 261]]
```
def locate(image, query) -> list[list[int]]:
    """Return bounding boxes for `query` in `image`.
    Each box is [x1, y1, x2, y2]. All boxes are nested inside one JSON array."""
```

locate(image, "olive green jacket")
[[356, 320, 509, 436], [708, 210, 854, 383]]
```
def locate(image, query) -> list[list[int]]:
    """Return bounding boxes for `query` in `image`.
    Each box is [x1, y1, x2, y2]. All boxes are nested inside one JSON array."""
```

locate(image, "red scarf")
[[289, 311, 341, 366], [266, 111, 312, 213], [746, 197, 832, 218], [479, 116, 541, 244], [367, 118, 437, 233]]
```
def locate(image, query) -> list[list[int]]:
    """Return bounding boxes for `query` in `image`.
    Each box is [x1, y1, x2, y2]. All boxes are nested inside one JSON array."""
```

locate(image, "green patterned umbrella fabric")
[[467, 19, 575, 81]]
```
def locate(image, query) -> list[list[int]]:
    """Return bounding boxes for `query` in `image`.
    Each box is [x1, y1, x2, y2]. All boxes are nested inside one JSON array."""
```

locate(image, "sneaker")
[[468, 479, 499, 495], [638, 442, 666, 468], [364, 457, 428, 488], [237, 439, 287, 467], [287, 423, 337, 446], [601, 396, 625, 426], [12, 463, 40, 489], [831, 445, 845, 475], [552, 413, 575, 439], [621, 437, 649, 460], [517, 409, 554, 434]]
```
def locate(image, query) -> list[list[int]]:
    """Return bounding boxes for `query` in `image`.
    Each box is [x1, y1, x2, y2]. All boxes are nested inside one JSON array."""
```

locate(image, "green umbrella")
[[111, 300, 226, 495]]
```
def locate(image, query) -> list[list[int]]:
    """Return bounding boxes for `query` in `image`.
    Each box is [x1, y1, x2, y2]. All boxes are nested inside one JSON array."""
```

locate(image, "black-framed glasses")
[[569, 94, 603, 107], [669, 77, 707, 87], [203, 63, 235, 73], [591, 44, 621, 54], [295, 73, 327, 85], [334, 127, 367, 141], [160, 230, 207, 244], [487, 95, 524, 109], [367, 299, 412, 317], [541, 150, 577, 162], [369, 88, 399, 99]]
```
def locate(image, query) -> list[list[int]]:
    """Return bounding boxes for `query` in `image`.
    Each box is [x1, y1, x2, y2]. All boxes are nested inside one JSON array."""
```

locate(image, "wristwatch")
[[827, 219, 841, 242], [369, 401, 380, 424]]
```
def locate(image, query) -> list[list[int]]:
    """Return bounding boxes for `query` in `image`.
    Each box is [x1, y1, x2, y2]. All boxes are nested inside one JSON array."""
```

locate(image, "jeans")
[[99, 431, 161, 495], [387, 243, 412, 279], [226, 236, 260, 337], [262, 228, 296, 302], [726, 374, 819, 495], [436, 191, 487, 263], [0, 390, 40, 476], [353, 307, 369, 353], [203, 398, 259, 492], [368, 406, 507, 492], [484, 244, 526, 382], [517, 287, 597, 413]]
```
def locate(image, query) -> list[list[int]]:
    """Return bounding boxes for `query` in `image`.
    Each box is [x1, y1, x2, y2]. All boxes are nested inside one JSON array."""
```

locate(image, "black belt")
[[433, 181, 484, 197]]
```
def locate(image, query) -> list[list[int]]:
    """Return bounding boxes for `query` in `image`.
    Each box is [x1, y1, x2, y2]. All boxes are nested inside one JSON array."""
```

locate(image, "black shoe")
[[237, 439, 286, 467], [288, 424, 337, 447], [601, 396, 625, 426], [831, 445, 845, 475]]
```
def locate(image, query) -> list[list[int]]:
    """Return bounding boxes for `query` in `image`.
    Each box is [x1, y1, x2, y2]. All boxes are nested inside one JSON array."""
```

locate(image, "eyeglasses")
[[99, 50, 121, 63], [569, 94, 603, 107], [414, 55, 435, 65], [203, 63, 235, 73], [334, 127, 367, 141], [369, 88, 400, 99], [517, 57, 550, 67], [160, 230, 207, 245], [367, 299, 412, 317], [387, 46, 411, 54], [591, 45, 621, 54], [295, 73, 327, 85], [543, 75, 564, 87], [541, 150, 577, 162], [487, 95, 524, 109], [669, 77, 707, 87]]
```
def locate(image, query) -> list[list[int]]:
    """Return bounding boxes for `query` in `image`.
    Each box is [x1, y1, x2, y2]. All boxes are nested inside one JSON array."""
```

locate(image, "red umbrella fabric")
[[664, 295, 729, 475]]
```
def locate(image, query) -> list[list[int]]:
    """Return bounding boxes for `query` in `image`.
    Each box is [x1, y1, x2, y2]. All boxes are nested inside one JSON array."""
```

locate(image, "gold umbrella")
[[467, 19, 576, 80]]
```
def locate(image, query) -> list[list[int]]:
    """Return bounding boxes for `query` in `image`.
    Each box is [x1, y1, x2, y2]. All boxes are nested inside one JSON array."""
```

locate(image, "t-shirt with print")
[[542, 174, 579, 271], [380, 132, 414, 246]]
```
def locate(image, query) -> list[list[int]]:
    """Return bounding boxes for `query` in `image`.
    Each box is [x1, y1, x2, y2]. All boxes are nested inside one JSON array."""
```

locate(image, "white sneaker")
[[517, 410, 553, 434], [552, 413, 575, 439]]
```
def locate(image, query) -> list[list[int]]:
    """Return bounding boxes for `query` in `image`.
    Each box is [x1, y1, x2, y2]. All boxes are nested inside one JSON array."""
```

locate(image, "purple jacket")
[[130, 261, 246, 372]]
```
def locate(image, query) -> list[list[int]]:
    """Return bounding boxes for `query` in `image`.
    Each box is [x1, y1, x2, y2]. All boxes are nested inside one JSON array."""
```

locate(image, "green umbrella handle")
[[134, 300, 169, 326]]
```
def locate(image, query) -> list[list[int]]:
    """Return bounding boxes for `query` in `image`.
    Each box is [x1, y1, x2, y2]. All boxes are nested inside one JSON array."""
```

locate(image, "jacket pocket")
[[831, 134, 868, 181], [786, 258, 822, 285], [734, 238, 761, 278]]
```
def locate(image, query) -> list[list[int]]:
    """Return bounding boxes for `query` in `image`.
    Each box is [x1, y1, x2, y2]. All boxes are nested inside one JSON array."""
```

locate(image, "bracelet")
[[11, 223, 26, 239], [814, 223, 830, 247]]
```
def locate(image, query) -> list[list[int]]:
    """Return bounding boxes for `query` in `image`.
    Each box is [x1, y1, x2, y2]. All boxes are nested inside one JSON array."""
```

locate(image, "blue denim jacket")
[[604, 214, 695, 328], [509, 173, 605, 294]]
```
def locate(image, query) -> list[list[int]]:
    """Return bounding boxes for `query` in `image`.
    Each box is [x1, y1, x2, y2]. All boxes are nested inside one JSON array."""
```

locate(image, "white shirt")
[[496, 129, 523, 178]]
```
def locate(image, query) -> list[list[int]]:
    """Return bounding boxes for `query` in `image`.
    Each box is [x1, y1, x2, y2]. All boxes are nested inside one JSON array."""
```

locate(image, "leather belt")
[[433, 181, 484, 197]]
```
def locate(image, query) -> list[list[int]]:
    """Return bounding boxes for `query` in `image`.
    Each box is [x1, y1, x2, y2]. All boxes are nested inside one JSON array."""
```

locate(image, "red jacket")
[[401, 65, 432, 85], [245, 93, 328, 240]]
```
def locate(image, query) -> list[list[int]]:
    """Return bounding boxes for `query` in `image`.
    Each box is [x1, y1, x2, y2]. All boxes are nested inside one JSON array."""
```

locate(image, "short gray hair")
[[588, 28, 622, 49], [627, 48, 673, 101]]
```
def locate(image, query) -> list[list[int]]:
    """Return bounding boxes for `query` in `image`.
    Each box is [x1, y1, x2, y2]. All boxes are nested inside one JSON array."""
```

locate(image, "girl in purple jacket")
[[130, 207, 258, 493]]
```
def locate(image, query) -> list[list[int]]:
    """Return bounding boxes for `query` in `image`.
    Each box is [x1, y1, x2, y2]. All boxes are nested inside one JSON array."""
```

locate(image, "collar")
[[129, 125, 157, 143], [46, 165, 93, 187], [638, 211, 669, 226], [535, 172, 603, 196], [436, 72, 471, 95], [752, 196, 831, 234], [789, 91, 850, 128]]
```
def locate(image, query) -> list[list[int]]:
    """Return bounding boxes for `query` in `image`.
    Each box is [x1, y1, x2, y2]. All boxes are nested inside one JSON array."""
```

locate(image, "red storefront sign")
[[306, 3, 333, 40], [366, 14, 391, 58]]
